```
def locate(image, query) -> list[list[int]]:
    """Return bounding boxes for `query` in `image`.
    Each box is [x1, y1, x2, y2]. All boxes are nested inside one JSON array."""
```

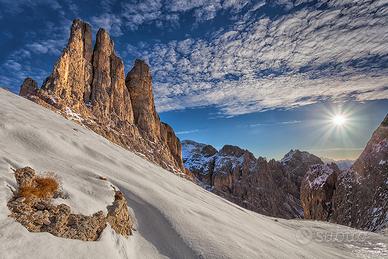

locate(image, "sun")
[[332, 114, 346, 126]]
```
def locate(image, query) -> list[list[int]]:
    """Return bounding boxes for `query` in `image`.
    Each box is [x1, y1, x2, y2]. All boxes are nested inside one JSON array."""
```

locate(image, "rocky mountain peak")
[[219, 145, 249, 157], [42, 19, 93, 107], [281, 149, 323, 165], [351, 113, 388, 176], [19, 19, 185, 174], [125, 59, 160, 140]]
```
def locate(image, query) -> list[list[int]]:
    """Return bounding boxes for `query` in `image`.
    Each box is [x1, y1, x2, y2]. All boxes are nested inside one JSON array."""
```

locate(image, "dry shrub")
[[19, 176, 59, 199]]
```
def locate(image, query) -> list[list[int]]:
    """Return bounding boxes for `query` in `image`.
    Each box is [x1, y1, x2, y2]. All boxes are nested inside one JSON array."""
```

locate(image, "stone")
[[300, 163, 339, 220], [91, 29, 134, 124], [331, 114, 388, 231], [182, 141, 308, 219], [42, 19, 93, 109], [125, 59, 160, 141], [8, 167, 134, 241], [19, 78, 38, 97], [106, 191, 133, 236], [14, 166, 36, 187]]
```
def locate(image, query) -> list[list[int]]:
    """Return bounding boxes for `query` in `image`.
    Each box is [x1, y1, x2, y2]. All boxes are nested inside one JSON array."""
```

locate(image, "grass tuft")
[[19, 176, 59, 199]]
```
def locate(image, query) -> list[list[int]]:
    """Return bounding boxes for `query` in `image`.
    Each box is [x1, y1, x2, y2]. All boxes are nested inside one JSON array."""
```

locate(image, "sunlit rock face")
[[301, 114, 388, 231], [42, 19, 93, 108], [182, 141, 322, 219], [19, 19, 185, 175]]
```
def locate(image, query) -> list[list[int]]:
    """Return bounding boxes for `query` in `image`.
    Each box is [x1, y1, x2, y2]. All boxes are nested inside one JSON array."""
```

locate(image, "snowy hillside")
[[0, 88, 387, 258]]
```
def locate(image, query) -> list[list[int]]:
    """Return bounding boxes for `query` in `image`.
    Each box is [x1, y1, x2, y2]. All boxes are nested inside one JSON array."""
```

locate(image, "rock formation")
[[301, 114, 388, 231], [281, 149, 324, 197], [8, 167, 133, 241], [19, 78, 38, 97], [19, 19, 185, 175], [106, 191, 133, 236], [42, 19, 93, 108], [300, 163, 339, 220], [182, 140, 324, 219], [126, 59, 159, 140]]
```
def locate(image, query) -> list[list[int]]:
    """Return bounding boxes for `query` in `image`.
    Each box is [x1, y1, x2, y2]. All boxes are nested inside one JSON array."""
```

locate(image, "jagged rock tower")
[[20, 19, 185, 174]]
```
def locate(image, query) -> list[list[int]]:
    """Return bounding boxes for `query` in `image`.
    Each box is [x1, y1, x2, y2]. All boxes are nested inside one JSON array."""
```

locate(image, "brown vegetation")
[[18, 176, 59, 200], [8, 167, 134, 241]]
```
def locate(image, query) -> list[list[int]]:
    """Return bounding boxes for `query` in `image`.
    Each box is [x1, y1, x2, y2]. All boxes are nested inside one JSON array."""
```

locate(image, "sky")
[[0, 0, 387, 160]]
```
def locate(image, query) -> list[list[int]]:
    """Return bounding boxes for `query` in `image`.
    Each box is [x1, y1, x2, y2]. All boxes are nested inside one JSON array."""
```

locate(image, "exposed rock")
[[42, 19, 93, 108], [19, 78, 38, 97], [182, 140, 217, 186], [281, 149, 324, 196], [106, 191, 133, 236], [14, 166, 36, 187], [8, 167, 133, 241], [300, 163, 339, 220], [300, 114, 388, 231], [126, 59, 160, 141], [182, 141, 307, 219], [91, 29, 134, 124], [331, 114, 388, 231], [19, 19, 185, 174]]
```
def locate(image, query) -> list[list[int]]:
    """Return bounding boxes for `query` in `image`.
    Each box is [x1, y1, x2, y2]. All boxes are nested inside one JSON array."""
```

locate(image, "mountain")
[[19, 19, 185, 175], [321, 157, 354, 170], [301, 114, 388, 231], [2, 88, 388, 258], [182, 141, 325, 219]]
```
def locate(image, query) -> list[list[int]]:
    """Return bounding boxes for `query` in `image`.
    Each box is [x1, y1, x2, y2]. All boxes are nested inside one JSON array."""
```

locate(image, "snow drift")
[[0, 88, 387, 258]]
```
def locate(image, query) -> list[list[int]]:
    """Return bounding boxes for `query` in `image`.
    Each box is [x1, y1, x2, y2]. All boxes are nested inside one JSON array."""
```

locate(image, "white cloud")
[[124, 0, 388, 116], [176, 129, 201, 135], [91, 13, 124, 36]]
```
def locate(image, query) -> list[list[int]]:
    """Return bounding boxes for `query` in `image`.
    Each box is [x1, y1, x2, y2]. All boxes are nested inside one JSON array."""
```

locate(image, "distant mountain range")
[[321, 157, 354, 170]]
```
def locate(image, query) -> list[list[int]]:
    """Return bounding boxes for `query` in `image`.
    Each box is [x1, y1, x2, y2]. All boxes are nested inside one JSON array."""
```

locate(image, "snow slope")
[[0, 88, 387, 259]]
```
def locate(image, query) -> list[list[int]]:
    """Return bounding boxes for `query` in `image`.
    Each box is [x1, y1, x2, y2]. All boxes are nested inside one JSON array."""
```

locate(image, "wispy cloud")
[[1, 0, 387, 115], [122, 0, 388, 116], [249, 120, 302, 128], [176, 129, 201, 135]]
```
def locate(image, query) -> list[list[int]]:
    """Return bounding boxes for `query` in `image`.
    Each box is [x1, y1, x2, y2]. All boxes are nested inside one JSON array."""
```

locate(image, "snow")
[[307, 164, 334, 188], [280, 150, 297, 164], [65, 107, 84, 122], [372, 139, 388, 153], [0, 89, 387, 258], [181, 140, 215, 175]]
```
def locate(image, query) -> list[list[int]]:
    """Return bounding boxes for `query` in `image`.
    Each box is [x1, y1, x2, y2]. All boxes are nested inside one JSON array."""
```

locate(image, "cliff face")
[[19, 19, 185, 175], [300, 163, 339, 220], [182, 140, 325, 219], [301, 114, 388, 231]]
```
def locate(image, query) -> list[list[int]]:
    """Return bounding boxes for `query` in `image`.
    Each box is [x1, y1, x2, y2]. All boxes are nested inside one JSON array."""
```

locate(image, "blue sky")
[[0, 0, 387, 160]]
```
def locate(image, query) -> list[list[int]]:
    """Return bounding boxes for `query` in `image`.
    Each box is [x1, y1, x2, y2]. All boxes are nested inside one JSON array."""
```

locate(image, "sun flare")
[[332, 114, 346, 126]]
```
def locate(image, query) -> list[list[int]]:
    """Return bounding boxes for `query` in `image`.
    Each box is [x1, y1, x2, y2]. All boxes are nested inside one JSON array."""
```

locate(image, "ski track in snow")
[[0, 88, 387, 259]]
